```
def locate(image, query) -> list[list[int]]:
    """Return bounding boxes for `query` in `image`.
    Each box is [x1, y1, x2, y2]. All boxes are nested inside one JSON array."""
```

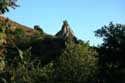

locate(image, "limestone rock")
[[56, 20, 77, 42]]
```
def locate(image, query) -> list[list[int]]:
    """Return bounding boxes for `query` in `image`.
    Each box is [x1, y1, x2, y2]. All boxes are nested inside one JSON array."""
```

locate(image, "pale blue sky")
[[4, 0, 125, 45]]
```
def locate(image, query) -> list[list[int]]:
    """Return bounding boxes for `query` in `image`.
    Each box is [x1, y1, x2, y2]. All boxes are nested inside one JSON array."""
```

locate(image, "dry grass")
[[0, 16, 41, 36]]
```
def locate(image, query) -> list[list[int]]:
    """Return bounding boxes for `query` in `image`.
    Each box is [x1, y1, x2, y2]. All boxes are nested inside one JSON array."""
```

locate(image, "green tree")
[[0, 0, 19, 14], [52, 43, 98, 83], [95, 22, 125, 83]]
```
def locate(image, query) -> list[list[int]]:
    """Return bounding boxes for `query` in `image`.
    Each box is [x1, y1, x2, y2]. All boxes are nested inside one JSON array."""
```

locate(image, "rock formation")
[[55, 20, 77, 42]]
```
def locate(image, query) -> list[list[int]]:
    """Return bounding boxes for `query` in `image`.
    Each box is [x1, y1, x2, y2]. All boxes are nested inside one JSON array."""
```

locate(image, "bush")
[[52, 43, 98, 83]]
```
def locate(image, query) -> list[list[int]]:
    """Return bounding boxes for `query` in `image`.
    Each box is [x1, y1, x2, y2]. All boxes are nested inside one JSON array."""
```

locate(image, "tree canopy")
[[52, 43, 98, 83], [95, 22, 125, 83], [0, 0, 19, 14]]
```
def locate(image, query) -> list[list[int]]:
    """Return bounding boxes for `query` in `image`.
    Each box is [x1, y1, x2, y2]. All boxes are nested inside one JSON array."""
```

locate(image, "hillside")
[[0, 16, 76, 64], [0, 16, 99, 83], [0, 16, 47, 38], [0, 16, 32, 31]]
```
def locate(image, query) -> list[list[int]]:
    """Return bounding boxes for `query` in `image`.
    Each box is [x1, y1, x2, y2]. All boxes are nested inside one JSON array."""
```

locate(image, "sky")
[[4, 0, 125, 46]]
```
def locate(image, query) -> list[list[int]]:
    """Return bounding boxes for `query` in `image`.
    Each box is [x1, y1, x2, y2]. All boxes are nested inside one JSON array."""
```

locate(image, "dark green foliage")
[[0, 27, 98, 83], [14, 28, 24, 36], [31, 36, 65, 65], [0, 17, 100, 83], [95, 22, 125, 83], [0, 0, 19, 14], [6, 28, 32, 50], [52, 43, 98, 83], [13, 62, 53, 83], [1, 48, 54, 83]]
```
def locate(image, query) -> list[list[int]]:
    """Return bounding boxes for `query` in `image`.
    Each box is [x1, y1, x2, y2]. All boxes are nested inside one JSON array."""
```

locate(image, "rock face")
[[55, 20, 77, 42]]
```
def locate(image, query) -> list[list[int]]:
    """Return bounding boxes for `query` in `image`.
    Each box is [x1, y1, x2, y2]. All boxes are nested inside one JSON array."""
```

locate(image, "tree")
[[0, 0, 19, 14], [52, 43, 98, 83], [95, 22, 125, 83]]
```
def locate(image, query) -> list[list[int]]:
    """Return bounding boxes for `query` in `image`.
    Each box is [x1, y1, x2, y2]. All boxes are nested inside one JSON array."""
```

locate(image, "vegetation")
[[0, 18, 99, 82], [0, 2, 125, 83], [52, 43, 98, 83], [95, 22, 125, 83], [0, 0, 19, 14], [0, 16, 125, 83]]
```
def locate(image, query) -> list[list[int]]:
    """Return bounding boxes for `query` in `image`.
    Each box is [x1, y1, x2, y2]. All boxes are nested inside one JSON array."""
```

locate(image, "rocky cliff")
[[55, 20, 77, 42]]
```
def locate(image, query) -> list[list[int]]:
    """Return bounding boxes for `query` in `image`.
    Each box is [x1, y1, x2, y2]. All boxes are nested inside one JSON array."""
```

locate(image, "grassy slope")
[[0, 16, 32, 31]]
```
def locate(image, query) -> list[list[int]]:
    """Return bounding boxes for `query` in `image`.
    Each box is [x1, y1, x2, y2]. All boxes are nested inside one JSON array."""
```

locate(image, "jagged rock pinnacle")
[[55, 20, 77, 42]]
